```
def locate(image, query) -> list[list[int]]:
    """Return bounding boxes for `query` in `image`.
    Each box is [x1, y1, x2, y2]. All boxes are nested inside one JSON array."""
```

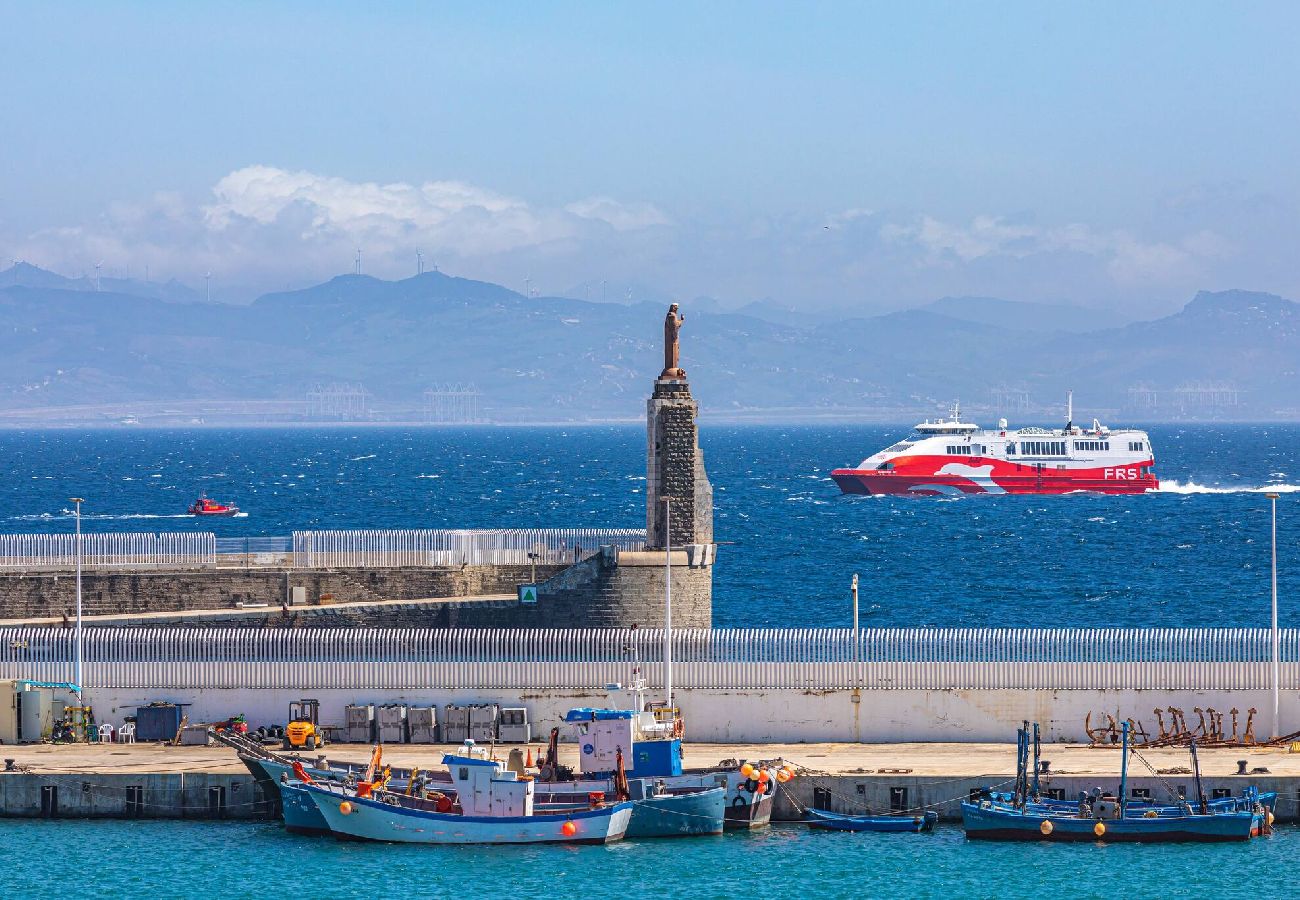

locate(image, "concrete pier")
[[2, 742, 1296, 822]]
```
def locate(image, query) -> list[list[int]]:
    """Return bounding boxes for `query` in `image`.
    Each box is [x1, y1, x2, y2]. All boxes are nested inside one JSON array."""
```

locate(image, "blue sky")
[[2, 2, 1298, 314]]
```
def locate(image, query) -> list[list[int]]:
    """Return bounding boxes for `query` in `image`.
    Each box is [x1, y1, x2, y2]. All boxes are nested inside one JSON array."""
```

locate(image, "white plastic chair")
[[97, 723, 114, 743], [116, 722, 136, 744]]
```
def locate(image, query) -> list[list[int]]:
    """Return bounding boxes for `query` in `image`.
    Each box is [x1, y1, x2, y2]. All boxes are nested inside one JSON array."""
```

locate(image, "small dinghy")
[[807, 808, 938, 833]]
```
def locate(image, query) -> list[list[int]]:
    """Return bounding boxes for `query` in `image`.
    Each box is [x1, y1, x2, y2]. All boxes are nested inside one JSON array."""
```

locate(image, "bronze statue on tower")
[[661, 302, 685, 378]]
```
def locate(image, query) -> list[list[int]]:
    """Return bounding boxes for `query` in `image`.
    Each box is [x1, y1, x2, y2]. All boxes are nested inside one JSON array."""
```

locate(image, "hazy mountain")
[[0, 262, 202, 303], [0, 266, 1295, 422], [920, 296, 1114, 334]]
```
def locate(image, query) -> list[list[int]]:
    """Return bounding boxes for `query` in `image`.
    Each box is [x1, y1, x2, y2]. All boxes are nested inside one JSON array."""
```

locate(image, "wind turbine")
[[94, 261, 103, 292], [416, 249, 424, 276], [204, 272, 212, 302], [355, 249, 362, 275]]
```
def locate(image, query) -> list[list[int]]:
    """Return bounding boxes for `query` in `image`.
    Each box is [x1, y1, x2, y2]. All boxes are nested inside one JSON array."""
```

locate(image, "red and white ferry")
[[831, 399, 1157, 496]]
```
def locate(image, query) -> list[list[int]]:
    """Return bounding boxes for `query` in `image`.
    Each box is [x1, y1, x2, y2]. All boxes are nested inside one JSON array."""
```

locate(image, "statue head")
[[669, 303, 679, 312]]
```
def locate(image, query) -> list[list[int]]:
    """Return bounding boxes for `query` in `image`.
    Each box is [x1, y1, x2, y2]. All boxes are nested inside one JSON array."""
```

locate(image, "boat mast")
[[1031, 722, 1041, 800], [1189, 739, 1207, 814], [1118, 720, 1129, 818]]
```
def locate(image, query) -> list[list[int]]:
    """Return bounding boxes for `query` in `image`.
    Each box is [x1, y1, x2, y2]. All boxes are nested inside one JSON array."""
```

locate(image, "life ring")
[[731, 795, 749, 808], [743, 778, 759, 793]]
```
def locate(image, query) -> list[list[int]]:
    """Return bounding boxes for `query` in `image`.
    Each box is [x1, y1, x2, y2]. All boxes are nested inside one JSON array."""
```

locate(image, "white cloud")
[[881, 213, 1225, 285]]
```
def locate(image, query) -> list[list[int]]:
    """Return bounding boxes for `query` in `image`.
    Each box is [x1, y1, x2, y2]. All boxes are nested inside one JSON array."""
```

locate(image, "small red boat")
[[188, 493, 240, 516]]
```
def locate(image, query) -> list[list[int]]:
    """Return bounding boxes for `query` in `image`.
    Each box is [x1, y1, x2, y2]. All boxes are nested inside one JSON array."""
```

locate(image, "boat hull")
[[626, 787, 726, 837], [807, 809, 938, 833], [832, 468, 1156, 496], [961, 802, 1255, 843], [305, 783, 634, 845], [725, 791, 774, 830]]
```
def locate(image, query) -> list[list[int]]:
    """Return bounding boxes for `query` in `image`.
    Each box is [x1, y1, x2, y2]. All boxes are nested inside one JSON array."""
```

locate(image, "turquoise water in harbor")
[[1, 819, 1293, 899]]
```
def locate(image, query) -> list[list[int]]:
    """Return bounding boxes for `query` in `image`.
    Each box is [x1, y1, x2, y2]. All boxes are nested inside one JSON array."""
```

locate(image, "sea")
[[0, 423, 1297, 895], [0, 818, 1293, 899], [0, 423, 1296, 628]]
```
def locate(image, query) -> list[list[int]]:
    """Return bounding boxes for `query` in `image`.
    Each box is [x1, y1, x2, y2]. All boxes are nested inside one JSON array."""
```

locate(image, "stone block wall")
[[0, 564, 563, 621]]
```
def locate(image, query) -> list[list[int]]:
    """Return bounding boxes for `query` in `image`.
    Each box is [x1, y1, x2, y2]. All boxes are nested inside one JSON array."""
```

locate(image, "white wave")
[[1155, 480, 1300, 495], [349, 454, 377, 461], [9, 512, 194, 521]]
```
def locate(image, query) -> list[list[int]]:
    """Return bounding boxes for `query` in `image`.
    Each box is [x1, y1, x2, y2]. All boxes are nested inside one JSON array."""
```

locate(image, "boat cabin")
[[564, 707, 683, 779], [441, 753, 534, 817]]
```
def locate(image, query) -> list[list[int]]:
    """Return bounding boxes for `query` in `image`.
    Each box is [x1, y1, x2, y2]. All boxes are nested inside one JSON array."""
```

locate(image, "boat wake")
[[9, 512, 195, 521], [1154, 481, 1300, 495]]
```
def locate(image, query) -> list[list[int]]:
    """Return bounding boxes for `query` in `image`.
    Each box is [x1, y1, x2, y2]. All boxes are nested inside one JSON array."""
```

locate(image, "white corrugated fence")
[[1, 627, 1295, 693]]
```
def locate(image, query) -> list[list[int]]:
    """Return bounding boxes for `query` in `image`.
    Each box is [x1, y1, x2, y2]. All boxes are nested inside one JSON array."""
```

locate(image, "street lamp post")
[[69, 497, 84, 703], [663, 498, 673, 714], [1267, 492, 1280, 738]]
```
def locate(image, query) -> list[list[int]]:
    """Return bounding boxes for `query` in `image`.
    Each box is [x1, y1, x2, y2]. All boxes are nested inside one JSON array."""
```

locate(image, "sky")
[[2, 2, 1299, 316]]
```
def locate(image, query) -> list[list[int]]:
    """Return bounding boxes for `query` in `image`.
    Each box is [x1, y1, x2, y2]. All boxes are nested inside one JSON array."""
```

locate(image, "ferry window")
[[1007, 444, 1016, 455]]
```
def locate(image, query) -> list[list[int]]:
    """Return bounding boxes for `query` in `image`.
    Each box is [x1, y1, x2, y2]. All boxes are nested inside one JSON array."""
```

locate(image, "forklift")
[[283, 699, 326, 751]]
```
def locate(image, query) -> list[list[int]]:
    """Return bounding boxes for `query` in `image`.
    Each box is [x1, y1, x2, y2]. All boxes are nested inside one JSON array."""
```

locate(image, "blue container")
[[134, 704, 189, 741], [629, 739, 682, 778]]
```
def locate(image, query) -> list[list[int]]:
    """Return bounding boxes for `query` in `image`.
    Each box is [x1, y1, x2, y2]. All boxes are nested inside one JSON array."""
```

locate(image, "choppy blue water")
[[0, 424, 1296, 628], [0, 819, 1292, 899]]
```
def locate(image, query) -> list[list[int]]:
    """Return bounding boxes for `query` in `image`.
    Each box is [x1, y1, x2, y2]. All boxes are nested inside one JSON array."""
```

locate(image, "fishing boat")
[[962, 722, 1267, 843], [556, 678, 774, 832], [831, 396, 1158, 496], [302, 752, 634, 845], [187, 493, 239, 516], [806, 808, 938, 833]]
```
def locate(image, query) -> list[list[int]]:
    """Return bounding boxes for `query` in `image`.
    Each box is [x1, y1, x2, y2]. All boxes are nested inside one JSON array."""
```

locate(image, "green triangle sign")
[[520, 585, 538, 604]]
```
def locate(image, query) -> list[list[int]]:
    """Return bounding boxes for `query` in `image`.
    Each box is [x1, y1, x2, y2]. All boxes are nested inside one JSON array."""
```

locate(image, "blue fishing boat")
[[806, 808, 938, 833], [961, 800, 1256, 843], [962, 722, 1266, 843]]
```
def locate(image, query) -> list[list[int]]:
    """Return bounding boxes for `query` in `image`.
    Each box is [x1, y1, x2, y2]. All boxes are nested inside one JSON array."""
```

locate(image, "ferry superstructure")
[[831, 399, 1157, 496]]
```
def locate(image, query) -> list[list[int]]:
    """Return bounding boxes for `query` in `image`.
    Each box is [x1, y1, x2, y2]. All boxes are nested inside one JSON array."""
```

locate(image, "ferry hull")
[[832, 468, 1157, 496]]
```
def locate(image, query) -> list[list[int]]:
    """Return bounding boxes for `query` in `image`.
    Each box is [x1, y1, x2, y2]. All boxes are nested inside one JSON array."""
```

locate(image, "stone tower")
[[645, 303, 713, 551], [646, 379, 713, 549]]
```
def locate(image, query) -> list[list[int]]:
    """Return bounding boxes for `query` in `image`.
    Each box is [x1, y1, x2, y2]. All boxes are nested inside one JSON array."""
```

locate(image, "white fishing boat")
[[302, 752, 633, 845]]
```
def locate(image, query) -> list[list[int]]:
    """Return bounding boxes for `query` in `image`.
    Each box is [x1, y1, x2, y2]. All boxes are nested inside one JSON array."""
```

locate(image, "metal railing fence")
[[0, 528, 644, 571], [1, 627, 1296, 692], [0, 533, 216, 571], [291, 528, 647, 568]]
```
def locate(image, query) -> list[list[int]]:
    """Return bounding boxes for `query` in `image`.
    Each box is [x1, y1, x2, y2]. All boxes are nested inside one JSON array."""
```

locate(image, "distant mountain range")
[[0, 263, 1295, 423]]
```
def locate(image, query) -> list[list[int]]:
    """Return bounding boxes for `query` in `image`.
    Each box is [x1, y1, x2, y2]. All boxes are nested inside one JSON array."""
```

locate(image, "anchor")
[[1153, 708, 1169, 740], [1229, 708, 1240, 743], [1243, 708, 1257, 746]]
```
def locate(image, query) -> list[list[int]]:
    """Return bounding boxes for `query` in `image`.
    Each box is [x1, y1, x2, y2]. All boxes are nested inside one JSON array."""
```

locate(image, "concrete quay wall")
[[0, 772, 271, 820], [76, 684, 1300, 745]]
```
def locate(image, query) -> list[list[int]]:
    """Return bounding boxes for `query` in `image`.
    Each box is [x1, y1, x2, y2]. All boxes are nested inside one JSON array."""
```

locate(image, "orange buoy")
[[1039, 820, 1053, 835], [740, 763, 755, 778], [775, 769, 790, 783], [339, 801, 353, 815], [757, 770, 770, 783], [561, 821, 577, 837], [1094, 822, 1106, 837]]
